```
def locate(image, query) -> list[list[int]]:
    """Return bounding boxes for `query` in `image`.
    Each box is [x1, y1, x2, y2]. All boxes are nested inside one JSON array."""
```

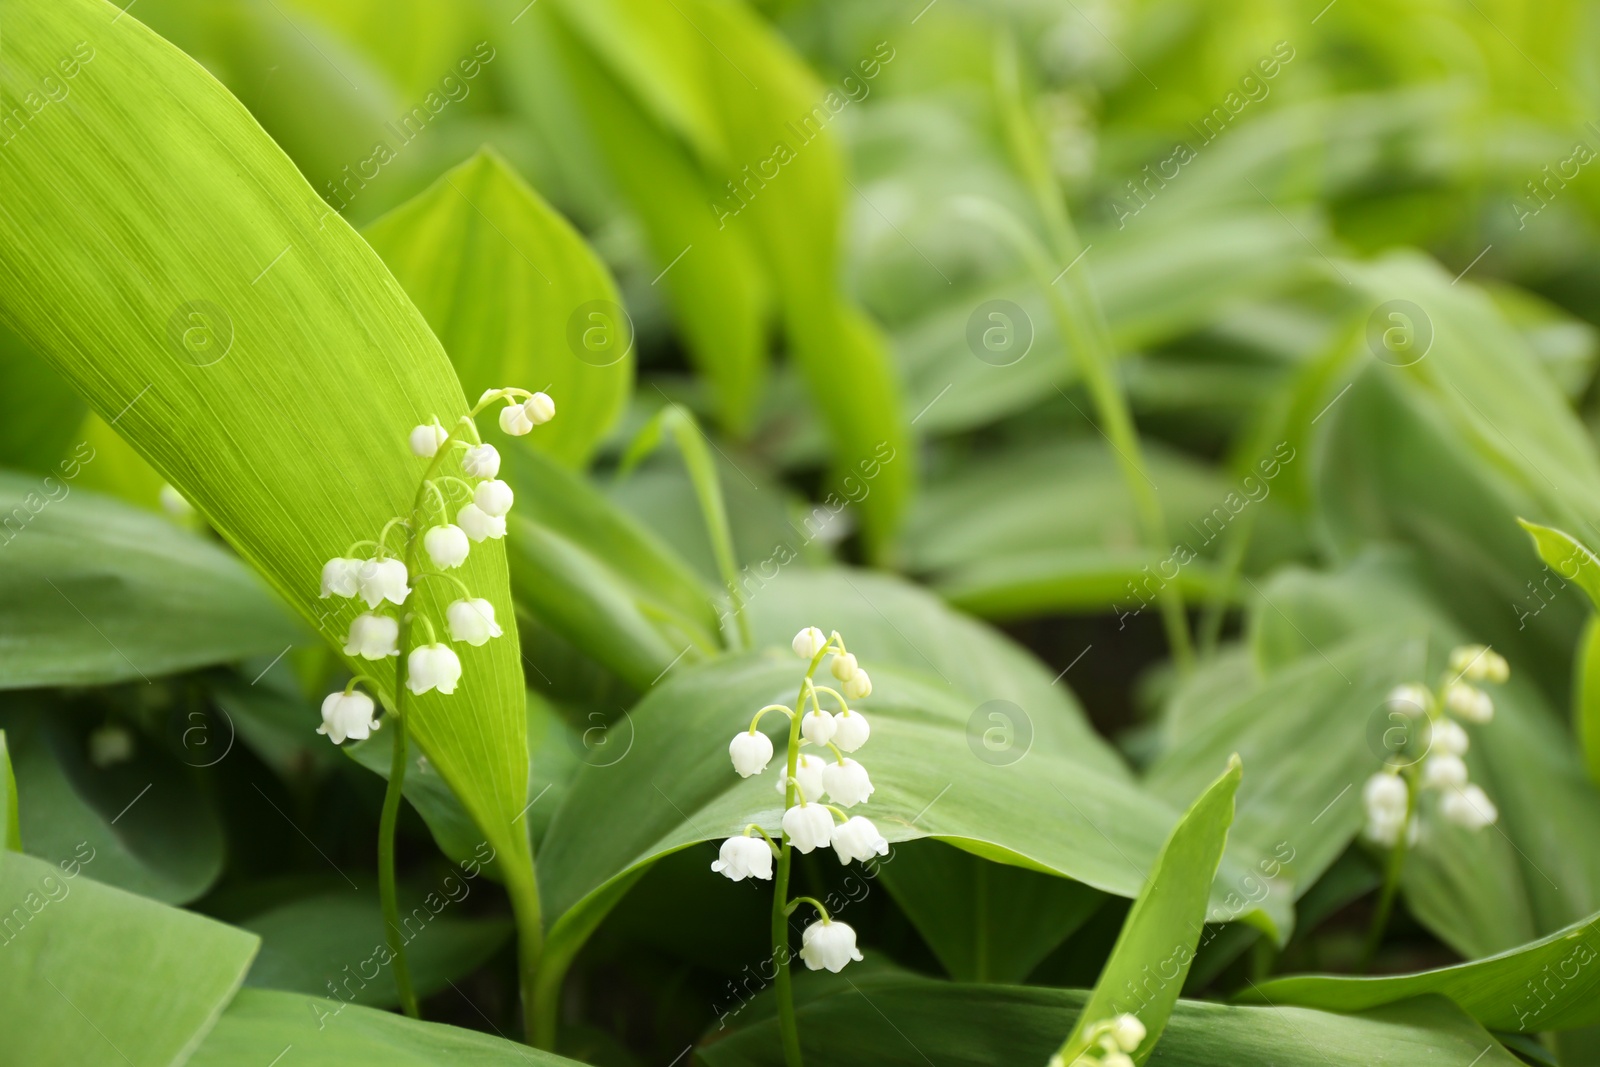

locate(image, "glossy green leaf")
[[1517, 519, 1600, 611], [242, 888, 511, 1009], [876, 839, 1106, 983], [1241, 910, 1600, 1032], [0, 0, 535, 913], [190, 987, 585, 1065], [0, 472, 301, 688], [0, 851, 259, 1067], [1056, 757, 1240, 1064], [363, 148, 632, 468], [1577, 616, 1600, 787], [3, 704, 226, 905], [0, 728, 18, 853], [698, 970, 1520, 1067]]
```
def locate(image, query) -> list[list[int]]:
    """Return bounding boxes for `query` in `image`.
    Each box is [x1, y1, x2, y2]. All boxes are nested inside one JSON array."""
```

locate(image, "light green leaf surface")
[[0, 851, 259, 1067], [0, 0, 534, 908], [0, 728, 18, 853], [0, 326, 85, 475], [191, 987, 585, 1066], [1058, 757, 1240, 1064], [1517, 519, 1600, 611], [698, 970, 1520, 1067], [241, 888, 511, 1009], [3, 705, 225, 905], [0, 472, 302, 688], [363, 148, 631, 468], [1240, 910, 1600, 1032]]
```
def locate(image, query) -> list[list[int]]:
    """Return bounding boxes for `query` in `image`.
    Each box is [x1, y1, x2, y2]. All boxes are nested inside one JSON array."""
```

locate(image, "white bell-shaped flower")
[[781, 802, 835, 854], [461, 443, 501, 480], [1421, 753, 1468, 790], [1364, 809, 1418, 847], [1109, 1014, 1146, 1053], [830, 816, 889, 865], [406, 643, 462, 695], [799, 709, 837, 747], [776, 752, 826, 801], [356, 558, 411, 608], [792, 626, 828, 659], [799, 919, 863, 973], [409, 422, 448, 457], [1363, 772, 1408, 821], [1450, 644, 1509, 684], [843, 669, 872, 701], [830, 652, 859, 683], [1101, 1054, 1134, 1067], [1384, 683, 1431, 716], [317, 690, 379, 744], [1445, 681, 1493, 723], [320, 557, 361, 598], [446, 598, 503, 646], [833, 709, 870, 752], [475, 479, 514, 518], [424, 524, 471, 570], [500, 401, 534, 436], [711, 835, 773, 881], [343, 613, 399, 659], [729, 730, 773, 777], [1440, 783, 1498, 829], [1430, 717, 1470, 757], [822, 757, 874, 807], [458, 503, 507, 542], [524, 392, 556, 426]]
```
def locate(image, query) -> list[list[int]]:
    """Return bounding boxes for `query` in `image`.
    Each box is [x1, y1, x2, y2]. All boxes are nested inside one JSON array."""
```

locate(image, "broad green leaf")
[[3, 703, 226, 905], [1578, 617, 1600, 786], [876, 839, 1106, 983], [1241, 910, 1600, 1032], [0, 728, 18, 852], [363, 149, 632, 468], [1516, 519, 1600, 611], [242, 888, 511, 1009], [0, 0, 535, 915], [533, 655, 1290, 1006], [0, 325, 84, 475], [697, 969, 1520, 1067], [191, 987, 585, 1066], [1056, 757, 1240, 1064], [0, 472, 301, 688], [0, 851, 258, 1067]]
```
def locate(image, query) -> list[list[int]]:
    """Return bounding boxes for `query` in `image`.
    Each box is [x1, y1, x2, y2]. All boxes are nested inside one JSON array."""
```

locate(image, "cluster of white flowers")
[[1363, 644, 1506, 846], [313, 389, 554, 743], [714, 627, 885, 973], [1050, 1014, 1146, 1067]]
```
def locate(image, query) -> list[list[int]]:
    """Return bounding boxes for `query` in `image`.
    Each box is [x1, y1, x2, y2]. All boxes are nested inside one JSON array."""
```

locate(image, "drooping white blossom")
[[462, 443, 501, 480], [319, 557, 362, 599], [1362, 772, 1412, 846], [424, 524, 471, 570], [832, 709, 870, 752], [406, 643, 463, 695], [792, 626, 828, 659], [1108, 1014, 1146, 1053], [524, 392, 556, 426], [729, 730, 774, 777], [799, 919, 863, 972], [830, 816, 889, 865], [1444, 681, 1494, 723], [822, 757, 874, 807], [475, 479, 515, 518], [829, 652, 859, 683], [1421, 753, 1468, 790], [799, 708, 838, 747], [1430, 717, 1470, 757], [711, 835, 774, 882], [1440, 783, 1498, 829], [782, 801, 835, 854], [409, 422, 448, 458], [1384, 683, 1431, 716], [1450, 644, 1509, 684], [446, 598, 503, 646], [775, 752, 826, 801], [318, 690, 380, 744], [842, 669, 873, 701], [343, 612, 399, 659], [499, 401, 534, 436], [356, 558, 411, 608], [457, 503, 506, 542]]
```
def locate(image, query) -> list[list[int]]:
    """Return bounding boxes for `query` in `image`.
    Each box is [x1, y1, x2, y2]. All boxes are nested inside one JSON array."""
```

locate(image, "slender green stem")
[[785, 895, 832, 921], [379, 680, 420, 1018], [773, 645, 828, 1067], [1360, 773, 1416, 972]]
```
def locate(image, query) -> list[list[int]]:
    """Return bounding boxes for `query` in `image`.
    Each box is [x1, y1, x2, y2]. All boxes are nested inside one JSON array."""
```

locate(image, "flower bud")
[[499, 402, 534, 436], [423, 524, 470, 570], [1440, 783, 1497, 829], [406, 643, 462, 695], [446, 598, 503, 646], [1109, 1015, 1146, 1053], [843, 669, 872, 701], [1421, 753, 1468, 790], [343, 612, 399, 660], [1450, 644, 1509, 684], [1384, 683, 1430, 716], [462, 443, 501, 480], [474, 479, 514, 518], [1445, 681, 1493, 723], [1430, 717, 1469, 756], [457, 503, 506, 542], [524, 391, 556, 425], [792, 627, 827, 659], [829, 652, 859, 683], [728, 730, 773, 778]]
